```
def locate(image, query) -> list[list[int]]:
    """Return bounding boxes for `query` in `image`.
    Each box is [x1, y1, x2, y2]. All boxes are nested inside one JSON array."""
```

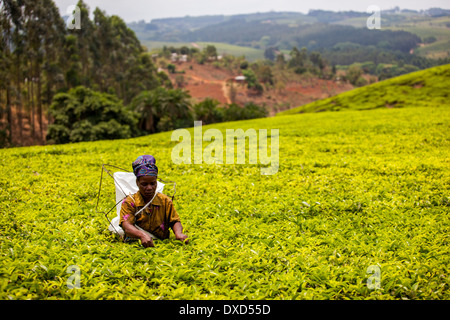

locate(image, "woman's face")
[[137, 175, 157, 201]]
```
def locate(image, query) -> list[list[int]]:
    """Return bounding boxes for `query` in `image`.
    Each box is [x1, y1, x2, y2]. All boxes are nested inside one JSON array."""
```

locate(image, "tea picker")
[[95, 155, 182, 245]]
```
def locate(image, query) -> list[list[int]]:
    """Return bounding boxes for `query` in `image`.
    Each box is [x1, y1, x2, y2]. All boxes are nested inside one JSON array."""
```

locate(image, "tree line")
[[174, 19, 423, 54], [0, 0, 268, 147], [0, 0, 166, 147], [147, 17, 449, 76], [47, 86, 267, 144]]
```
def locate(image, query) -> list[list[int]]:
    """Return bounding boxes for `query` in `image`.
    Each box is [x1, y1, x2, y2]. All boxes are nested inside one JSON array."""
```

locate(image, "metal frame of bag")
[[95, 163, 176, 242]]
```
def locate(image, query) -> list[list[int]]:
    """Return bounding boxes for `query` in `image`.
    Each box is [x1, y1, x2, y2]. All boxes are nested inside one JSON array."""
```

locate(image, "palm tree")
[[165, 88, 192, 121], [158, 88, 192, 131], [194, 98, 223, 125], [131, 91, 159, 133], [131, 87, 192, 133]]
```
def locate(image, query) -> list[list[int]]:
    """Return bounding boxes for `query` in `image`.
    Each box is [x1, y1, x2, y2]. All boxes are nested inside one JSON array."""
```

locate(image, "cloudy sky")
[[53, 0, 450, 22]]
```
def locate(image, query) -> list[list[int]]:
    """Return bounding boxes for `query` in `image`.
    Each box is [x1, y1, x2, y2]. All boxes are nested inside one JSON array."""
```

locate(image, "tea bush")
[[0, 105, 449, 300], [278, 64, 450, 115]]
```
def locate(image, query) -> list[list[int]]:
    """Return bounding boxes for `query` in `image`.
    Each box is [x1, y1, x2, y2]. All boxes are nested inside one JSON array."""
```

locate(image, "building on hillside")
[[171, 53, 188, 63]]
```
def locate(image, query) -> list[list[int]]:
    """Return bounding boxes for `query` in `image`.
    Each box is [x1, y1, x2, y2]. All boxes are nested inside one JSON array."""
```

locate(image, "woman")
[[119, 155, 188, 247]]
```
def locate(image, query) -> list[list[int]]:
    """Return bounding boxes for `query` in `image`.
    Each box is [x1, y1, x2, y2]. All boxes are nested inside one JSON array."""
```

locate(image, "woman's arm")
[[122, 220, 154, 247], [172, 221, 188, 244]]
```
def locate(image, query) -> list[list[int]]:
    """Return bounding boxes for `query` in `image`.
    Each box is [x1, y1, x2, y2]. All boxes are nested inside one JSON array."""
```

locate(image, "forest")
[[0, 0, 268, 147], [0, 0, 162, 147], [180, 21, 421, 53]]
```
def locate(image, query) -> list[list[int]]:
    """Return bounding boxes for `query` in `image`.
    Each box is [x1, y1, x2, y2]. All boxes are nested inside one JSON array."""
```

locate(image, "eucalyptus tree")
[[20, 0, 66, 141], [0, 0, 163, 146], [0, 0, 26, 144]]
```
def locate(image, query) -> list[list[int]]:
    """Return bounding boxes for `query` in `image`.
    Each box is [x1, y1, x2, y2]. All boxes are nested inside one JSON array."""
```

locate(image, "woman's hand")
[[175, 232, 189, 244], [122, 221, 155, 248], [172, 221, 188, 244], [140, 233, 155, 248]]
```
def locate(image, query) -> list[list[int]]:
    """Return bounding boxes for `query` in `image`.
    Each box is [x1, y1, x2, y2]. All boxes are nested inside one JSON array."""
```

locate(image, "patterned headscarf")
[[132, 155, 158, 178]]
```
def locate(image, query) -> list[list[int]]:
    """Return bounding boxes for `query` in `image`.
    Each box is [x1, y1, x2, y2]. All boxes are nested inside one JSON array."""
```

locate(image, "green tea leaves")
[[1, 104, 449, 299]]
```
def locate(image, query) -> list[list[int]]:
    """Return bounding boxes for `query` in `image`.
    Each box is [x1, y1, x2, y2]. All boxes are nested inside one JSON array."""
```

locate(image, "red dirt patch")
[[168, 61, 355, 116]]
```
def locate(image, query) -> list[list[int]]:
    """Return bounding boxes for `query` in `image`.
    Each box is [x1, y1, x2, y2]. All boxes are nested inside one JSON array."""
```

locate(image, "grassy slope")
[[331, 14, 450, 59], [385, 16, 450, 59], [1, 102, 449, 299], [277, 64, 450, 116], [142, 40, 264, 61]]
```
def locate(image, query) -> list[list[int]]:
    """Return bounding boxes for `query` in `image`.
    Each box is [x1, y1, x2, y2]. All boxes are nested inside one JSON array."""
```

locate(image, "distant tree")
[[222, 102, 267, 121], [345, 65, 363, 85], [159, 88, 193, 131], [47, 86, 139, 144], [260, 35, 271, 48], [264, 47, 278, 61], [288, 46, 308, 69], [227, 81, 237, 103], [0, 0, 15, 145], [131, 90, 160, 133], [276, 53, 286, 67], [175, 74, 185, 88], [179, 46, 190, 55], [65, 35, 82, 88], [222, 103, 242, 122], [194, 98, 223, 124], [156, 70, 173, 89], [240, 61, 249, 69], [309, 51, 325, 70], [167, 63, 176, 73], [240, 102, 268, 119], [256, 65, 274, 85], [242, 69, 257, 88], [204, 45, 218, 60], [132, 87, 192, 133], [355, 76, 368, 87], [423, 36, 437, 44], [72, 1, 95, 87]]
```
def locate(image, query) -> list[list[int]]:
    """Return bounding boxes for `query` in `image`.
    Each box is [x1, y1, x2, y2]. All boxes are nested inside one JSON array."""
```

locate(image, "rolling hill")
[[162, 59, 354, 115], [1, 96, 449, 300], [276, 64, 450, 115], [129, 8, 450, 60]]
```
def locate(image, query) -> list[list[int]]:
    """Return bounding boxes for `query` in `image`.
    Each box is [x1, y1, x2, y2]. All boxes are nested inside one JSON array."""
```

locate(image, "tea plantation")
[[278, 64, 450, 115], [1, 68, 449, 300]]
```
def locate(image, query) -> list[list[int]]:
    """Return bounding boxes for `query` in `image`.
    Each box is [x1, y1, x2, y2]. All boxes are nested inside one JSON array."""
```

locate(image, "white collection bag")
[[108, 172, 164, 239]]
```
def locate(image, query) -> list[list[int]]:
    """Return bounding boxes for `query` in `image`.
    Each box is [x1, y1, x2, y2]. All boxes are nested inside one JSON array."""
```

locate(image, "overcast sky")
[[53, 0, 450, 22]]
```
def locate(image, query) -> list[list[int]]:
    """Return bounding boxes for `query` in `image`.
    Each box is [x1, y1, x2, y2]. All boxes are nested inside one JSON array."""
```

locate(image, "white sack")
[[108, 172, 164, 238]]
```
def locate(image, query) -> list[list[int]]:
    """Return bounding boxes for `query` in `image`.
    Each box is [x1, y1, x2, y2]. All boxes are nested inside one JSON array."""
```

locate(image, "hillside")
[[277, 64, 450, 116], [129, 8, 450, 60], [142, 41, 266, 61], [164, 60, 354, 115], [1, 104, 449, 300]]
